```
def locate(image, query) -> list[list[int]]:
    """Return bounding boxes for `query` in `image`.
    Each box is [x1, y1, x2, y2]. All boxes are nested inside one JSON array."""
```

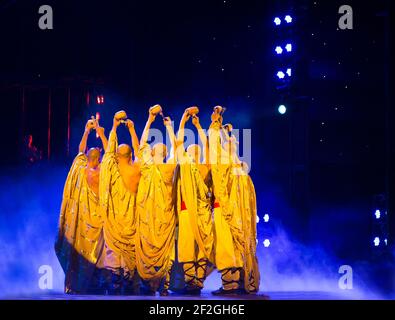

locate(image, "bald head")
[[117, 144, 132, 162], [87, 148, 101, 168], [152, 143, 167, 159]]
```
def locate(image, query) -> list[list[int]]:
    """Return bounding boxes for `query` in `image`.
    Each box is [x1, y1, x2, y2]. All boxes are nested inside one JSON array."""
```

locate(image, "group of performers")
[[55, 105, 260, 296]]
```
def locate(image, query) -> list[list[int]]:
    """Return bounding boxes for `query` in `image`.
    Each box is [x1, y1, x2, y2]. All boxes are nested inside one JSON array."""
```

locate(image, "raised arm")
[[95, 126, 108, 151], [106, 113, 122, 154], [164, 116, 177, 161], [140, 112, 156, 146], [78, 120, 95, 153], [192, 116, 209, 164], [176, 110, 191, 161], [126, 119, 140, 157]]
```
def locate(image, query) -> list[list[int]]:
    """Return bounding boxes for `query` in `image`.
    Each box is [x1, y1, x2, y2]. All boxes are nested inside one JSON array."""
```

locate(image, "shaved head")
[[87, 148, 101, 168], [152, 143, 167, 160], [117, 144, 132, 160]]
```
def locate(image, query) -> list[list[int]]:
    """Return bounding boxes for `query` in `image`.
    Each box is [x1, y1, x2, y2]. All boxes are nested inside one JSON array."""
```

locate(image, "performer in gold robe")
[[208, 106, 258, 295], [99, 111, 141, 295], [222, 135, 260, 294], [174, 108, 214, 295], [55, 118, 108, 294], [135, 106, 177, 296]]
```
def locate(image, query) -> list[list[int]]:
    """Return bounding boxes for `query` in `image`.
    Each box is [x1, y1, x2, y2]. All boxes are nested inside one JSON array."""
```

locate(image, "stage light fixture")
[[263, 239, 271, 247], [373, 237, 380, 247], [286, 68, 292, 77], [277, 71, 285, 79], [275, 46, 283, 54], [285, 43, 292, 52], [256, 215, 260, 223], [278, 105, 287, 114], [274, 17, 281, 26], [374, 209, 381, 219], [263, 214, 270, 222], [284, 15, 293, 23]]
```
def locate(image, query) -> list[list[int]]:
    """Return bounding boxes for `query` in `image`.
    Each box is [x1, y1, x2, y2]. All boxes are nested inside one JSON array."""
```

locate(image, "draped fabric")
[[135, 143, 176, 281], [175, 153, 214, 263], [227, 166, 260, 293], [99, 130, 137, 274], [55, 153, 104, 293], [208, 122, 260, 293]]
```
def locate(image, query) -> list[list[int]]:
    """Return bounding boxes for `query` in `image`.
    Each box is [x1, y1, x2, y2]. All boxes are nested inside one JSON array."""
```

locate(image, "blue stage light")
[[373, 237, 380, 247], [277, 71, 285, 79], [275, 46, 283, 54], [263, 214, 270, 222], [284, 15, 293, 23], [374, 209, 381, 219], [274, 17, 281, 26], [263, 239, 271, 247], [278, 105, 287, 114], [286, 68, 292, 77], [285, 43, 292, 52]]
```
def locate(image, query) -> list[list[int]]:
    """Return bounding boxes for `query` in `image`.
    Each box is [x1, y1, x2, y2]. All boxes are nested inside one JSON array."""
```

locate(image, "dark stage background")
[[0, 0, 394, 298]]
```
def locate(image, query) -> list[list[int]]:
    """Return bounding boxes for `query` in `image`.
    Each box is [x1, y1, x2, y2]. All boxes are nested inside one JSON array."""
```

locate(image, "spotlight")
[[374, 209, 381, 219], [384, 239, 388, 246], [263, 214, 270, 223], [277, 71, 285, 79], [278, 105, 287, 114], [284, 15, 293, 23], [256, 215, 260, 223], [275, 46, 283, 55], [373, 237, 380, 247], [263, 239, 271, 247], [286, 68, 292, 77], [96, 94, 104, 105], [274, 17, 281, 26], [285, 43, 293, 52]]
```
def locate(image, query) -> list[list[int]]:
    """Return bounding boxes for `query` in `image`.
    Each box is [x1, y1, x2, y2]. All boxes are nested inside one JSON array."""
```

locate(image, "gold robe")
[[135, 143, 176, 281], [175, 154, 214, 263], [99, 130, 137, 274], [55, 153, 104, 293], [228, 165, 260, 293]]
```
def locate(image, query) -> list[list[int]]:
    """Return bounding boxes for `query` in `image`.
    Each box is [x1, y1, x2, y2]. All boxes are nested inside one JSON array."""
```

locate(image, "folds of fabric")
[[176, 157, 214, 263], [99, 130, 137, 274], [135, 143, 176, 281], [227, 166, 260, 293], [55, 153, 104, 292], [208, 124, 244, 271]]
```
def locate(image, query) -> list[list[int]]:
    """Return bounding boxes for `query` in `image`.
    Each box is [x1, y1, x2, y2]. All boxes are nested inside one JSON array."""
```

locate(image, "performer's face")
[[87, 148, 101, 168], [187, 144, 201, 163]]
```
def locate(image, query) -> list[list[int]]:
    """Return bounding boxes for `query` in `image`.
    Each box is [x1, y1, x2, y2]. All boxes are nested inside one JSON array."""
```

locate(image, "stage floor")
[[3, 291, 362, 300]]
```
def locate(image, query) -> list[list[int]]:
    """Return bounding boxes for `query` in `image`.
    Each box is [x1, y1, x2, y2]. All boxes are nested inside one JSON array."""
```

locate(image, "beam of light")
[[284, 15, 293, 23], [274, 17, 281, 26], [278, 105, 287, 115]]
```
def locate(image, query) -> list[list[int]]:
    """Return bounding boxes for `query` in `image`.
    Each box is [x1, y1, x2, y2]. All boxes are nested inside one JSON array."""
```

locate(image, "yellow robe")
[[135, 143, 176, 281], [55, 153, 104, 293], [99, 130, 137, 274], [208, 122, 260, 292], [228, 165, 260, 293], [175, 154, 214, 263]]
